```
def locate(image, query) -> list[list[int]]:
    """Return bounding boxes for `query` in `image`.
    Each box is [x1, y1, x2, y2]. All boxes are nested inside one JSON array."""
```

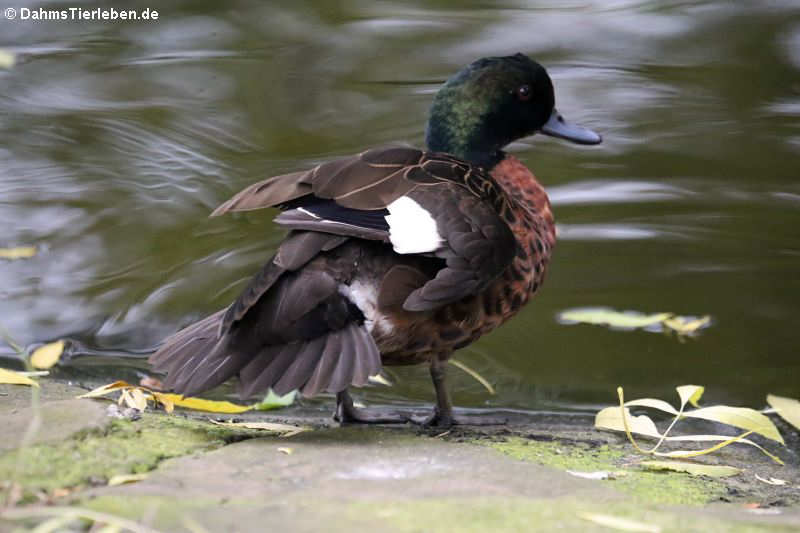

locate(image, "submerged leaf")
[[449, 358, 496, 395], [766, 394, 800, 431], [0, 367, 39, 387], [640, 460, 740, 477], [30, 340, 65, 370], [579, 513, 661, 532], [368, 373, 393, 386]]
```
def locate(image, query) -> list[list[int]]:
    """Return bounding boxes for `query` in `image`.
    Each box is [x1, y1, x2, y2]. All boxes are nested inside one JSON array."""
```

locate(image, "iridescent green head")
[[425, 53, 600, 168]]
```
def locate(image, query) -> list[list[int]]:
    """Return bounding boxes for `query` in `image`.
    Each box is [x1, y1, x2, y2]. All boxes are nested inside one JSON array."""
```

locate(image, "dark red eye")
[[516, 84, 532, 101]]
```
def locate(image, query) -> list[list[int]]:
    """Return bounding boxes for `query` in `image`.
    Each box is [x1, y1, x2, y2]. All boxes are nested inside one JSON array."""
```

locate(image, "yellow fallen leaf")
[[0, 367, 39, 387], [0, 49, 15, 69], [156, 394, 252, 414], [77, 381, 133, 399], [208, 419, 309, 437], [662, 315, 711, 335], [579, 513, 661, 532], [129, 388, 148, 411], [640, 460, 740, 477], [766, 394, 800, 431], [107, 473, 148, 486], [684, 405, 784, 444], [277, 447, 293, 455], [558, 308, 672, 329], [676, 385, 704, 408], [30, 340, 65, 370], [596, 387, 784, 464], [0, 246, 37, 260], [754, 474, 788, 486]]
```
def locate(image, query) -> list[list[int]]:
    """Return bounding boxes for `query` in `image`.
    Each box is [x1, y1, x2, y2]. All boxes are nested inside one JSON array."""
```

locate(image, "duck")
[[149, 53, 601, 427]]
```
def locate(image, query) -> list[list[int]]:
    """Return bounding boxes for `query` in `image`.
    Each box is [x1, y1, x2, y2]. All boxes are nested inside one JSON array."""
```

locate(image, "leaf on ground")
[[29, 340, 65, 369], [558, 307, 672, 329], [596, 386, 785, 464], [766, 394, 800, 431], [449, 358, 496, 395], [754, 474, 788, 486], [640, 460, 741, 477], [0, 367, 39, 387], [77, 381, 133, 399], [579, 513, 661, 532], [0, 49, 16, 69], [208, 419, 310, 437], [107, 473, 149, 486], [251, 389, 297, 411], [676, 385, 704, 408], [683, 405, 784, 444], [157, 394, 252, 414], [566, 470, 615, 480], [596, 406, 662, 439], [0, 246, 37, 260]]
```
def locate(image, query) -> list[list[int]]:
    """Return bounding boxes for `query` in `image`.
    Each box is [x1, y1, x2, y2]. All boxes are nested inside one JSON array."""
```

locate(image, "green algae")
[[485, 437, 727, 506], [347, 497, 797, 533], [0, 412, 247, 497]]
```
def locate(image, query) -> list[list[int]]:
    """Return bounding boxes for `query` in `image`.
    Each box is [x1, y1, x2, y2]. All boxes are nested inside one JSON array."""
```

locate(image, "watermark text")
[[4, 7, 159, 22]]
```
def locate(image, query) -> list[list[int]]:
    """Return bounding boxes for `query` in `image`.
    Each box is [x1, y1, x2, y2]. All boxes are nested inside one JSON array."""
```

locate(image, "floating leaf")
[[0, 246, 37, 260], [29, 340, 65, 370], [208, 419, 309, 437], [766, 394, 800, 431], [0, 367, 39, 387], [251, 389, 297, 411], [558, 308, 671, 329], [579, 513, 661, 532], [662, 315, 711, 335], [640, 460, 740, 477], [107, 473, 148, 486], [754, 474, 788, 486], [156, 394, 251, 414], [0, 49, 16, 69], [277, 447, 293, 455], [449, 358, 495, 395]]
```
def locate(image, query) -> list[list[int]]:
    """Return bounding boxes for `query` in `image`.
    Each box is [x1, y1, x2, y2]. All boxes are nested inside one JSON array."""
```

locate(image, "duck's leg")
[[420, 355, 507, 428], [333, 389, 410, 424]]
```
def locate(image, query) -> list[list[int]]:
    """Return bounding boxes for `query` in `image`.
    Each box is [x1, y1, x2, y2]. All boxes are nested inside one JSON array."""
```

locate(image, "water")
[[1, 1, 799, 412]]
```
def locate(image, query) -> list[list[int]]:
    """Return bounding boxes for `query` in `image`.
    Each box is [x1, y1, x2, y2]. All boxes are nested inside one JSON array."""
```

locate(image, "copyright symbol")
[[4, 7, 16, 19]]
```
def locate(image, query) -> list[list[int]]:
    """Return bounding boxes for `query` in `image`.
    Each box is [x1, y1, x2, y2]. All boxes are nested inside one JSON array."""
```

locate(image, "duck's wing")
[[214, 146, 519, 313]]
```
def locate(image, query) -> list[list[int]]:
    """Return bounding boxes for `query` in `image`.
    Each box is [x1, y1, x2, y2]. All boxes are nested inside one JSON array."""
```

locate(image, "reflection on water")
[[1, 1, 799, 410]]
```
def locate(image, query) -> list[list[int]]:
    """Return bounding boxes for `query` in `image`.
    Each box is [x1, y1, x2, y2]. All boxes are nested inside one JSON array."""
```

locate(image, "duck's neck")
[[425, 109, 504, 169]]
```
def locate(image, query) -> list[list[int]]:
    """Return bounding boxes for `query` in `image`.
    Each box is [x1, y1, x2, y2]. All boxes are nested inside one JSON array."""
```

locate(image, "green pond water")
[[1, 1, 799, 413]]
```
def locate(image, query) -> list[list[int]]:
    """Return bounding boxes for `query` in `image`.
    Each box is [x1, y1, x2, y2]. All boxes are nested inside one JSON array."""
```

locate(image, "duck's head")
[[425, 53, 601, 168]]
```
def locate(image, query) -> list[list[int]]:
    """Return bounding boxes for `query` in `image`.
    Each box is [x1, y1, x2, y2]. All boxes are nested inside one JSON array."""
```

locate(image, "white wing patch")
[[385, 196, 443, 254]]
